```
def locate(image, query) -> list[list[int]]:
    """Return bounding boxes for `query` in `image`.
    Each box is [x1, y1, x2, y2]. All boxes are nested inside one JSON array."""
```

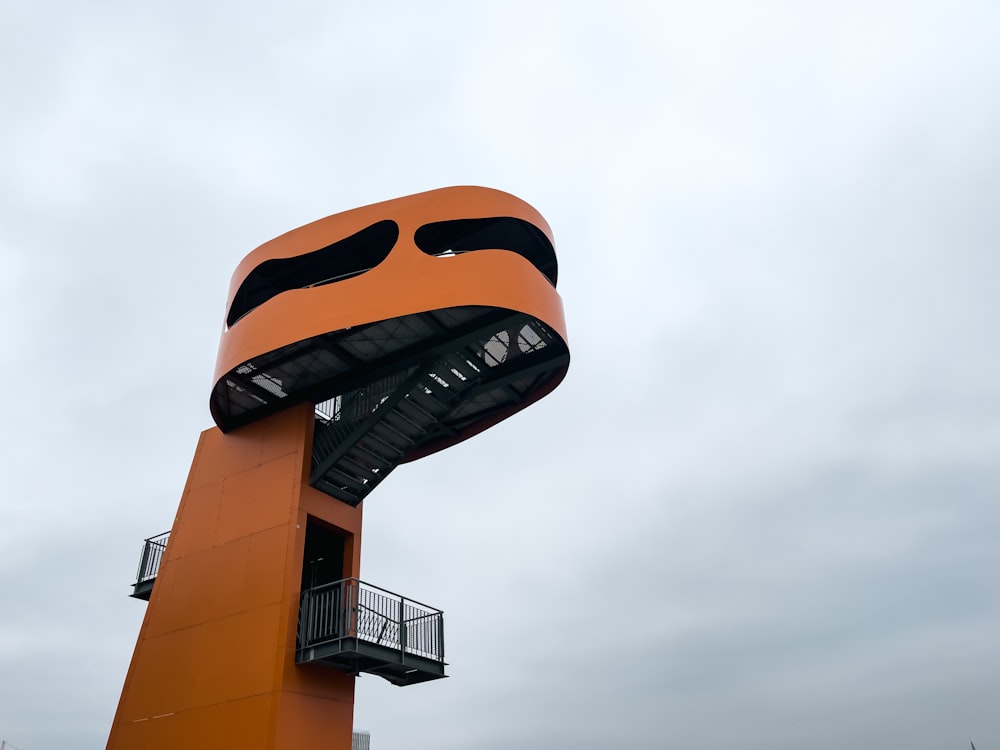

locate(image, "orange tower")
[[107, 186, 570, 749]]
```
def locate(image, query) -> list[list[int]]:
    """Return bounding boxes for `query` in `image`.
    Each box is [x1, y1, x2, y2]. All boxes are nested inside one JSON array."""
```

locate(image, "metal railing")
[[298, 578, 444, 662], [135, 532, 170, 584]]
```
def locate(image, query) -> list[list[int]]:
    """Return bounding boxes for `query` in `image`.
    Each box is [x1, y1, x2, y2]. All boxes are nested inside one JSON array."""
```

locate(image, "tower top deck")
[[210, 186, 570, 504]]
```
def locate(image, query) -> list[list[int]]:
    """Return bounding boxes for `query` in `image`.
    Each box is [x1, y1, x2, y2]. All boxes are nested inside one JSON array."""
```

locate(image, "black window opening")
[[414, 217, 558, 285], [227, 220, 399, 327], [301, 518, 347, 591]]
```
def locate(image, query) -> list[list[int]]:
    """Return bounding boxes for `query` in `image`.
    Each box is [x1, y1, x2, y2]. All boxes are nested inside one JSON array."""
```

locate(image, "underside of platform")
[[298, 638, 447, 687]]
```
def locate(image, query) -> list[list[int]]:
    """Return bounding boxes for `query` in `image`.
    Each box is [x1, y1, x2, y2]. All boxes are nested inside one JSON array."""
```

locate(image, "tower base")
[[108, 404, 362, 750]]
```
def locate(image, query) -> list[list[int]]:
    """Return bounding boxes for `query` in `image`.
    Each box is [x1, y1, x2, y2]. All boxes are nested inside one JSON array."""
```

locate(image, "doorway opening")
[[301, 517, 347, 591]]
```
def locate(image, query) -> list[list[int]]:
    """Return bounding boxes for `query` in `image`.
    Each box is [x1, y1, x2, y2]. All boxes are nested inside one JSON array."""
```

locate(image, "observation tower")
[[107, 186, 569, 750]]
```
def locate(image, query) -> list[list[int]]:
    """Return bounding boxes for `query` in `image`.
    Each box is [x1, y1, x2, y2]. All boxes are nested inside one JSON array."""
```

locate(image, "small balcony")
[[130, 532, 170, 600], [297, 578, 447, 686]]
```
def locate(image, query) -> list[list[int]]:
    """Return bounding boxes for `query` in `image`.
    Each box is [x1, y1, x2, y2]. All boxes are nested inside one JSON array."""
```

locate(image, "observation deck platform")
[[209, 193, 570, 507], [297, 578, 447, 687]]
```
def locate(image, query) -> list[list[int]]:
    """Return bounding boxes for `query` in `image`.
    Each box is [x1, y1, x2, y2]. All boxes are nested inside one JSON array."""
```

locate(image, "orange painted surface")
[[226, 185, 554, 296], [212, 186, 568, 442], [107, 404, 361, 750]]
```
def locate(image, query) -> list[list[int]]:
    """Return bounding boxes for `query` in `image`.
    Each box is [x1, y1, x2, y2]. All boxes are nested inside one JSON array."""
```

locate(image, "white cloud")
[[2, 1, 999, 749]]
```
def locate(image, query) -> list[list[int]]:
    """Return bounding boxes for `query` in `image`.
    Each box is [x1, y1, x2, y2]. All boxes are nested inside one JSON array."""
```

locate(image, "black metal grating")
[[214, 306, 533, 431], [306, 313, 567, 506]]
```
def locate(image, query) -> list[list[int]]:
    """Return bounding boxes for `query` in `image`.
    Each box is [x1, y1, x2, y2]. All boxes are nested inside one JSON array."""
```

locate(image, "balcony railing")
[[297, 578, 446, 686], [130, 532, 170, 600]]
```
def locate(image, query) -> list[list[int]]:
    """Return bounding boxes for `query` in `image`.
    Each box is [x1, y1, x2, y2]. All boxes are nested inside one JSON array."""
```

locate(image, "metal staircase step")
[[351, 442, 396, 470], [369, 420, 416, 448], [396, 395, 436, 423], [441, 352, 481, 382], [326, 467, 371, 494], [338, 453, 382, 479], [406, 385, 452, 413], [359, 432, 405, 461], [382, 409, 427, 436], [314, 478, 361, 505]]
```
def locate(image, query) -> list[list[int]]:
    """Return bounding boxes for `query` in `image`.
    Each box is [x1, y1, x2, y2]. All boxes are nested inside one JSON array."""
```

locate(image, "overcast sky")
[[2, 1, 999, 748]]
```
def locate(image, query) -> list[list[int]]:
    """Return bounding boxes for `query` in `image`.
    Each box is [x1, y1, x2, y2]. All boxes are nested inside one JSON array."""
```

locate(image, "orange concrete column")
[[107, 402, 362, 750]]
